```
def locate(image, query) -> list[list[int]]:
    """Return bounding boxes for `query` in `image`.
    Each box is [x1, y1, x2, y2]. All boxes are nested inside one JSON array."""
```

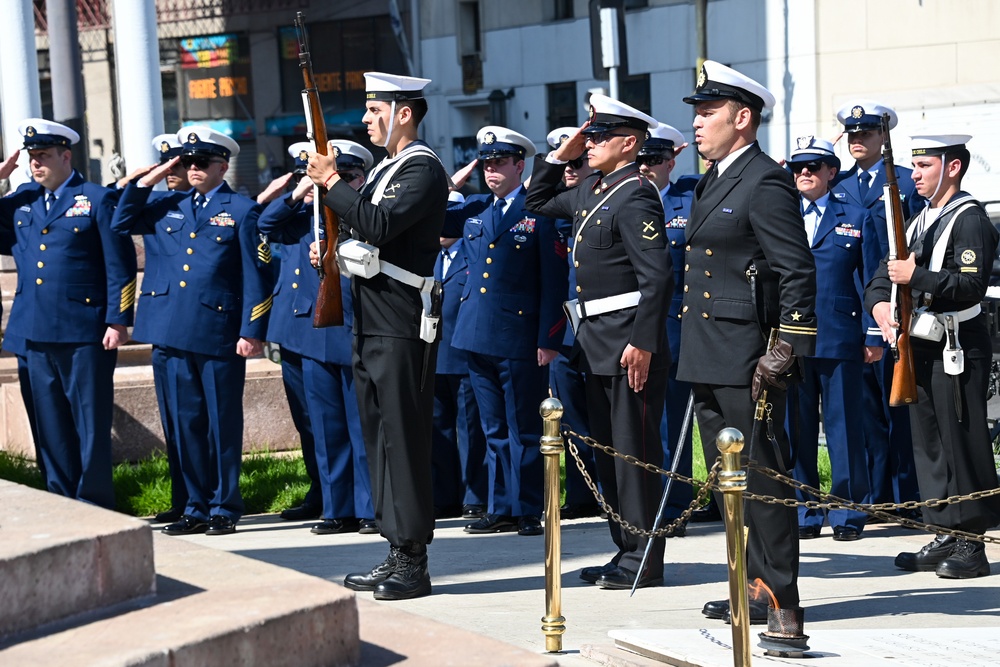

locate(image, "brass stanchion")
[[717, 427, 751, 667], [539, 398, 566, 653]]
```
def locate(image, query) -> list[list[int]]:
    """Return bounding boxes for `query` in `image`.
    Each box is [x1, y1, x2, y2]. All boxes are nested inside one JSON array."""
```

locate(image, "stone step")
[[0, 480, 156, 638]]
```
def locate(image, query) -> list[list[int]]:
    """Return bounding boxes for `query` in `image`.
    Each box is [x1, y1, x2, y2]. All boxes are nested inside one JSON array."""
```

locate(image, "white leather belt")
[[379, 260, 434, 293], [931, 303, 981, 322], [576, 291, 641, 319]]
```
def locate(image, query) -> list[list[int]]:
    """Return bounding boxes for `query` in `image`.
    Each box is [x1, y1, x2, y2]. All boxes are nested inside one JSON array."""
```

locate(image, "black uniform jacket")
[[864, 191, 998, 355], [676, 142, 817, 386], [525, 157, 671, 376], [324, 141, 449, 340]]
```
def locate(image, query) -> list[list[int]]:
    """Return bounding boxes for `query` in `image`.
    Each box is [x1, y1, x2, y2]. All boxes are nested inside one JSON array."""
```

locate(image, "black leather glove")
[[751, 338, 796, 401]]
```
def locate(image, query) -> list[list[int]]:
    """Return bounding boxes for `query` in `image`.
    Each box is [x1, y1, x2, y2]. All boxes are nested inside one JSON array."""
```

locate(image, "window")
[[547, 82, 579, 130], [619, 73, 650, 116]]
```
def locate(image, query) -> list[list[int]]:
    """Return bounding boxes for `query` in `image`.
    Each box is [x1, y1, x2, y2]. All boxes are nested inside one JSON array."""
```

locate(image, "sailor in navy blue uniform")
[[0, 119, 137, 509], [443, 125, 568, 537], [431, 229, 489, 519], [258, 140, 375, 535], [831, 101, 924, 511], [526, 96, 671, 590], [140, 133, 192, 523], [637, 120, 694, 528], [544, 126, 602, 519], [785, 136, 872, 541], [112, 126, 273, 535]]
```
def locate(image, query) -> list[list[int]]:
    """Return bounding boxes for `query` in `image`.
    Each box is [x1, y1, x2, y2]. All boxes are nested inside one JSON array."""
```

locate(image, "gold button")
[[183, 264, 190, 271], [705, 270, 711, 277], [180, 281, 187, 287], [574, 261, 579, 268], [576, 285, 582, 293], [190, 232, 196, 238], [682, 305, 689, 313], [596, 220, 601, 225], [489, 243, 495, 249], [677, 313, 682, 319], [684, 263, 689, 271], [166, 226, 172, 232], [518, 310, 523, 315], [480, 287, 487, 294], [295, 268, 301, 275], [216, 236, 222, 242], [582, 210, 588, 217], [41, 228, 48, 234], [85, 297, 91, 303], [187, 248, 193, 254], [670, 240, 676, 246], [40, 244, 46, 251], [702, 312, 709, 319], [486, 258, 493, 264], [685, 245, 691, 251], [515, 245, 521, 249], [151, 292, 156, 296], [576, 235, 582, 243], [483, 272, 489, 279], [218, 306, 223, 311], [292, 282, 298, 289], [684, 285, 689, 293], [73, 227, 79, 233], [704, 292, 711, 299], [35, 278, 42, 285], [706, 249, 713, 256], [17, 221, 21, 226], [37, 261, 43, 268], [293, 309, 298, 314]]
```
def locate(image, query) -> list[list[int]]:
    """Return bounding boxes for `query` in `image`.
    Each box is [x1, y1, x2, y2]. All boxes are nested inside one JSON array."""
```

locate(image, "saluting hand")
[[620, 343, 652, 393], [138, 157, 180, 188], [237, 337, 264, 358], [451, 159, 479, 190], [291, 173, 315, 202], [550, 122, 590, 162], [117, 164, 155, 190], [0, 150, 20, 180], [257, 172, 294, 205]]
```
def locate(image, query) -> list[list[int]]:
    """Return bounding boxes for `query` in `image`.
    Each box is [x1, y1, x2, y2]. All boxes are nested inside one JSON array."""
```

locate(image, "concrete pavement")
[[162, 511, 1000, 666]]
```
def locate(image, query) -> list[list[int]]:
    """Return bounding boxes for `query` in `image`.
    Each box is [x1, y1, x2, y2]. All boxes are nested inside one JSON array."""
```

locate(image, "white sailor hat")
[[177, 125, 240, 160], [329, 140, 374, 171], [18, 118, 79, 149], [546, 126, 578, 150], [583, 93, 656, 134], [287, 141, 316, 174], [364, 71, 431, 102], [477, 126, 536, 160], [787, 135, 840, 170], [638, 122, 685, 157], [910, 134, 972, 157], [836, 100, 897, 133], [152, 133, 184, 164], [683, 60, 776, 112]]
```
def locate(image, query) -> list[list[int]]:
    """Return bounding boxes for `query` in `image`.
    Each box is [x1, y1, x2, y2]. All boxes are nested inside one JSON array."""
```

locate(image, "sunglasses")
[[585, 131, 628, 146], [567, 156, 587, 169], [637, 155, 665, 167], [790, 160, 827, 174], [338, 170, 364, 182], [180, 156, 224, 170]]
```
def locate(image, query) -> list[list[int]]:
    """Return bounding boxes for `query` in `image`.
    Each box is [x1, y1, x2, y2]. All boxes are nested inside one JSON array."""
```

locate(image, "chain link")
[[561, 426, 1000, 545]]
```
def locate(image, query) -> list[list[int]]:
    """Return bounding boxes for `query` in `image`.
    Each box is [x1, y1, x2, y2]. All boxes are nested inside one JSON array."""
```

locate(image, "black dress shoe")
[[895, 534, 957, 572], [724, 600, 769, 625], [798, 525, 821, 539], [690, 503, 722, 523], [358, 519, 379, 534], [560, 503, 602, 520], [702, 598, 769, 624], [163, 514, 209, 535], [153, 507, 184, 524], [344, 550, 397, 591], [664, 522, 687, 538], [832, 526, 861, 542], [280, 503, 321, 521], [595, 565, 663, 590], [374, 546, 431, 600], [464, 513, 518, 534], [205, 515, 236, 535], [517, 515, 543, 536], [580, 562, 617, 584], [462, 504, 486, 519], [702, 598, 729, 619], [935, 538, 990, 579], [311, 518, 360, 534]]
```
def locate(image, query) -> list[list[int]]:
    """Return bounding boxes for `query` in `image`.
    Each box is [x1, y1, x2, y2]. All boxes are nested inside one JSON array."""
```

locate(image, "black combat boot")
[[935, 538, 991, 579], [894, 534, 957, 572], [373, 545, 431, 600], [344, 548, 397, 591]]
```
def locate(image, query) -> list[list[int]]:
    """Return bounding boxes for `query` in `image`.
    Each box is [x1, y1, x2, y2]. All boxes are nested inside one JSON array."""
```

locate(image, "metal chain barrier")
[[562, 425, 1000, 545]]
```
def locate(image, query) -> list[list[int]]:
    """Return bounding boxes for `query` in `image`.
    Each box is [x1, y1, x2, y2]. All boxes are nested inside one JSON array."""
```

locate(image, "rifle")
[[295, 12, 344, 328], [881, 113, 918, 405]]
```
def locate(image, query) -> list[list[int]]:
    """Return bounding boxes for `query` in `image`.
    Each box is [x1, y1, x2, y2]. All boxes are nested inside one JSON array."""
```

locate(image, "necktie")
[[44, 192, 53, 212], [803, 202, 820, 245], [440, 249, 451, 280], [858, 171, 871, 198], [492, 197, 505, 228], [193, 193, 205, 208]]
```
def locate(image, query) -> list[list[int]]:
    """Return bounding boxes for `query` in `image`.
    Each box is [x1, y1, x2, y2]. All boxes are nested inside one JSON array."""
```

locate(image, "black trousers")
[[585, 368, 667, 579], [694, 383, 800, 608], [911, 341, 1000, 534], [353, 334, 437, 549]]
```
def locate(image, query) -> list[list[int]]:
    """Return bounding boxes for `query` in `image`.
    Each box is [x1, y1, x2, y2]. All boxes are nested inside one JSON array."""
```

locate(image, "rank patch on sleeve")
[[641, 220, 659, 241], [258, 240, 272, 264]]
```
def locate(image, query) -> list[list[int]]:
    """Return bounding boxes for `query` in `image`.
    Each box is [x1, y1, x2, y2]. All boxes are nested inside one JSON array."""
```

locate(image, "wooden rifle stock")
[[881, 114, 917, 405], [296, 12, 344, 328]]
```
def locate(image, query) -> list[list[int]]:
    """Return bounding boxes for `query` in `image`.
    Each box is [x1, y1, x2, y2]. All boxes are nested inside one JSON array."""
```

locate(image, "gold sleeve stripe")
[[250, 294, 273, 321], [780, 324, 818, 335], [120, 278, 137, 313], [959, 267, 978, 273]]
